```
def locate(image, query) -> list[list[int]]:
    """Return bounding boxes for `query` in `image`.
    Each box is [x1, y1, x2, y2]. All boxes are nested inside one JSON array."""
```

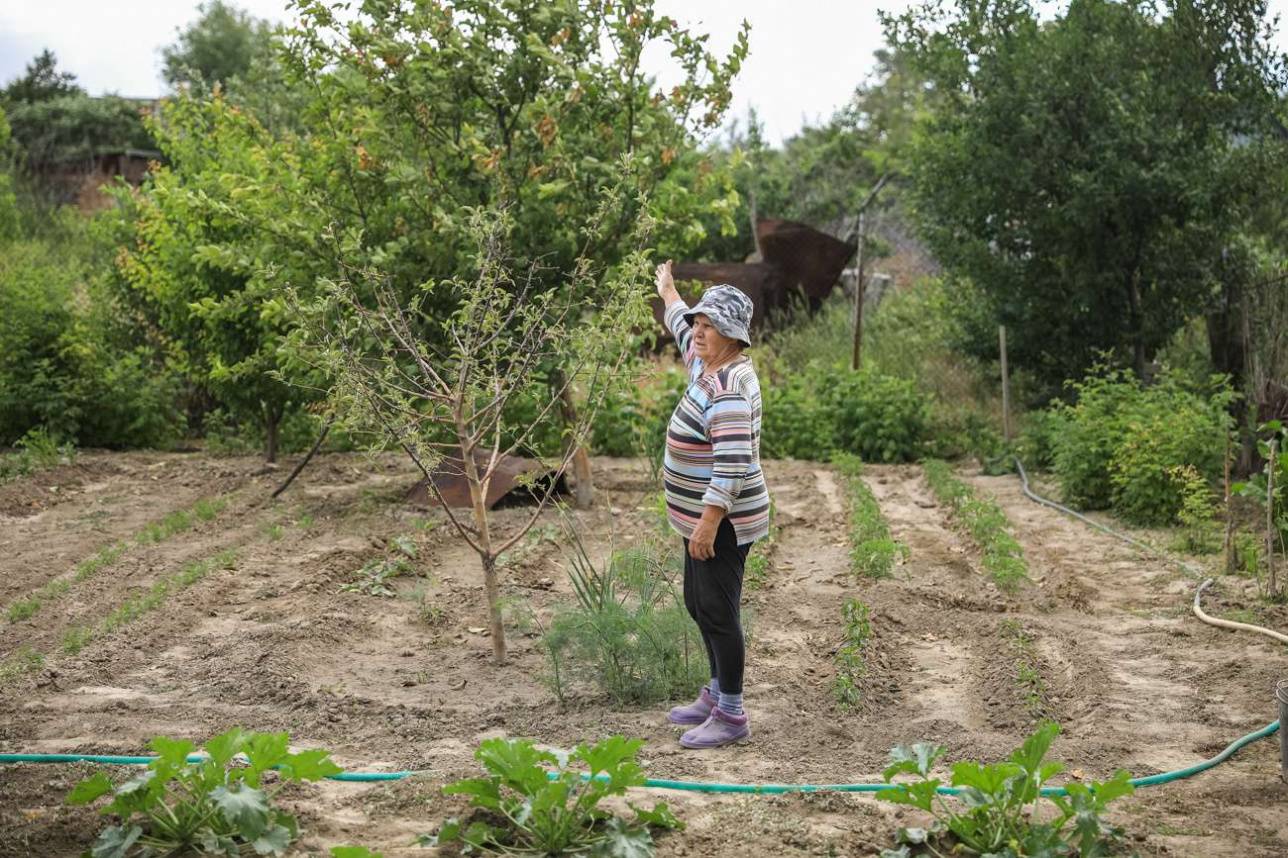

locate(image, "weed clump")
[[539, 535, 707, 705]]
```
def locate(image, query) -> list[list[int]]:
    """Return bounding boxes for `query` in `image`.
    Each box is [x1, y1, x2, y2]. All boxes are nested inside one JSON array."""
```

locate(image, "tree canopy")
[[884, 0, 1288, 394]]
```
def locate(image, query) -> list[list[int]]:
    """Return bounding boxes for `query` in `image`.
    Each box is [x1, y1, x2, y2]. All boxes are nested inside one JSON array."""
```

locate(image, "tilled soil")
[[0, 453, 1285, 857]]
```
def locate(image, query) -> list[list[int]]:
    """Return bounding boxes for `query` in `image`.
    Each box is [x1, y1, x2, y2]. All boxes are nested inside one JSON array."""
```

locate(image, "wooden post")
[[847, 173, 889, 373], [1268, 438, 1278, 598], [850, 211, 867, 371], [1223, 431, 1235, 576], [999, 325, 1011, 444]]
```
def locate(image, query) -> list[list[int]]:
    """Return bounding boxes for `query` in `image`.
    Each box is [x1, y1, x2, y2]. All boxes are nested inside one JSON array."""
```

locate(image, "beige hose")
[[1193, 578, 1288, 646]]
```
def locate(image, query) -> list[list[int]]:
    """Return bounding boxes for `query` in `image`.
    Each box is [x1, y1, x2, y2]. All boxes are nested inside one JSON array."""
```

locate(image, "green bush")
[[591, 365, 687, 458], [67, 727, 341, 858], [541, 536, 707, 705], [0, 229, 184, 448], [877, 723, 1134, 857], [1049, 366, 1233, 525], [760, 371, 838, 459], [831, 369, 929, 462], [1015, 408, 1064, 471], [424, 735, 681, 856], [760, 364, 928, 462]]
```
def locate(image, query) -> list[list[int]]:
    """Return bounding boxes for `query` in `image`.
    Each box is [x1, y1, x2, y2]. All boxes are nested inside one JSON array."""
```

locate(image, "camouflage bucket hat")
[[683, 284, 753, 348]]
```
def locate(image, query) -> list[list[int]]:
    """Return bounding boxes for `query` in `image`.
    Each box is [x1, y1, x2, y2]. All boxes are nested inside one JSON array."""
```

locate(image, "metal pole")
[[850, 211, 866, 371], [999, 325, 1011, 444]]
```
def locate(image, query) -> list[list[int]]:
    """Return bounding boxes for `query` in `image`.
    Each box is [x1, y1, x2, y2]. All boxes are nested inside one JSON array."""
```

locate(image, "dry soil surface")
[[0, 452, 1285, 857]]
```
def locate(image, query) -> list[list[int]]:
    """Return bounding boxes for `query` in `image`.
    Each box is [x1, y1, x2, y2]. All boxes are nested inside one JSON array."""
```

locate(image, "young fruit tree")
[[293, 196, 653, 663]]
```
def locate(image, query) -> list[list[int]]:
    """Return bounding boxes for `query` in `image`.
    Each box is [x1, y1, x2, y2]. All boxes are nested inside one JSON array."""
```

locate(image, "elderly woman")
[[654, 260, 770, 749]]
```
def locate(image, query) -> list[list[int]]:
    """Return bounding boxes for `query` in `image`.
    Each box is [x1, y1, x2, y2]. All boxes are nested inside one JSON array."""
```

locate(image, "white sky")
[[1, 1, 1286, 144]]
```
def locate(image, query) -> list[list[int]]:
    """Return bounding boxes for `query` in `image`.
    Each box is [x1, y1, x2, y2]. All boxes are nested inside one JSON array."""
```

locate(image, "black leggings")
[[682, 517, 751, 695]]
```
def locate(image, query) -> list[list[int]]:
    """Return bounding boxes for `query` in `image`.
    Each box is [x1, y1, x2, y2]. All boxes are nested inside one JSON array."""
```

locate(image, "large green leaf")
[[245, 731, 291, 776], [474, 738, 556, 796], [88, 824, 143, 858], [203, 728, 246, 768], [149, 735, 195, 771], [278, 748, 343, 782], [66, 773, 114, 806], [577, 735, 644, 791], [876, 779, 939, 812], [251, 822, 294, 856], [211, 784, 270, 839], [443, 776, 503, 811], [629, 801, 683, 831], [588, 818, 654, 858], [883, 742, 945, 780]]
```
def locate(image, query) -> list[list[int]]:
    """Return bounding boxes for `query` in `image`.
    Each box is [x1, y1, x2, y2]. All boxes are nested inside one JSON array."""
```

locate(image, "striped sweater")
[[662, 300, 770, 546]]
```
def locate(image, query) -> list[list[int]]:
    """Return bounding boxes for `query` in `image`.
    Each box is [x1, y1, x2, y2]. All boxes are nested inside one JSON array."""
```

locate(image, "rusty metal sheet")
[[406, 449, 566, 509], [649, 262, 785, 332], [755, 218, 857, 311]]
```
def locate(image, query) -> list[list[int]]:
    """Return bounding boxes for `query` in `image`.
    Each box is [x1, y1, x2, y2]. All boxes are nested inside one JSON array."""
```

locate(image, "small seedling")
[[923, 460, 1028, 591], [835, 454, 908, 579], [833, 598, 873, 709], [341, 535, 418, 597]]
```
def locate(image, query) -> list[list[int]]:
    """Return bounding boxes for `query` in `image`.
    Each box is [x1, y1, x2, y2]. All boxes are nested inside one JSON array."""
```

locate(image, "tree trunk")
[[459, 426, 507, 662], [554, 371, 593, 509], [264, 404, 281, 464], [1126, 270, 1149, 382], [1206, 274, 1256, 474], [480, 552, 506, 662]]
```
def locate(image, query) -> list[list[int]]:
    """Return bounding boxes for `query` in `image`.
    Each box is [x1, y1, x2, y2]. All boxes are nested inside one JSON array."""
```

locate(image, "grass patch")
[[3, 496, 228, 625], [193, 497, 226, 521], [59, 548, 238, 656], [833, 598, 873, 710], [75, 542, 127, 581], [1000, 618, 1047, 718], [0, 646, 44, 683], [923, 459, 1029, 591], [834, 453, 907, 578], [0, 428, 76, 485]]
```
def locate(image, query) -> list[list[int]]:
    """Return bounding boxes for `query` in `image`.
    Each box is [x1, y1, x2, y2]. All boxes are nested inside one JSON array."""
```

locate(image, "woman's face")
[[691, 313, 738, 363]]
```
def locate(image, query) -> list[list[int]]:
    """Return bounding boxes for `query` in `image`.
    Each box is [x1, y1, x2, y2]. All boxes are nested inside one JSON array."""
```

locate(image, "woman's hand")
[[656, 259, 680, 305], [688, 518, 717, 560], [688, 506, 722, 561]]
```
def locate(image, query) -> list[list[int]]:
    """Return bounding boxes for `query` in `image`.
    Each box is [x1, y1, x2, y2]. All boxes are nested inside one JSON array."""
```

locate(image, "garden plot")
[[0, 454, 1285, 857]]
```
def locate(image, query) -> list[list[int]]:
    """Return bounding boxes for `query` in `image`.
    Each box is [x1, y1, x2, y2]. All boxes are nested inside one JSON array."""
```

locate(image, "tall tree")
[[1, 49, 83, 105], [112, 0, 745, 462], [161, 1, 275, 91], [884, 0, 1288, 394]]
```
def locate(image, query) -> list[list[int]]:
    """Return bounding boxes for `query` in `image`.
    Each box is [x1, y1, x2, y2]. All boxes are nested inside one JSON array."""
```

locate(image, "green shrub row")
[[762, 365, 929, 462], [922, 459, 1028, 591], [834, 453, 908, 577], [4, 495, 230, 624]]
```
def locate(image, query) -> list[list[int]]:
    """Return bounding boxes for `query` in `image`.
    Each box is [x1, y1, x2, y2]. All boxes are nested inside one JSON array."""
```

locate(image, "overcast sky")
[[2, 1, 1286, 144]]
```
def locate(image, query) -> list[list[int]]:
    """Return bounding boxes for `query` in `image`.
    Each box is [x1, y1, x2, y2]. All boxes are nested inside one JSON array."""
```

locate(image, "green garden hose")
[[1, 459, 1282, 796], [0, 718, 1279, 795]]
